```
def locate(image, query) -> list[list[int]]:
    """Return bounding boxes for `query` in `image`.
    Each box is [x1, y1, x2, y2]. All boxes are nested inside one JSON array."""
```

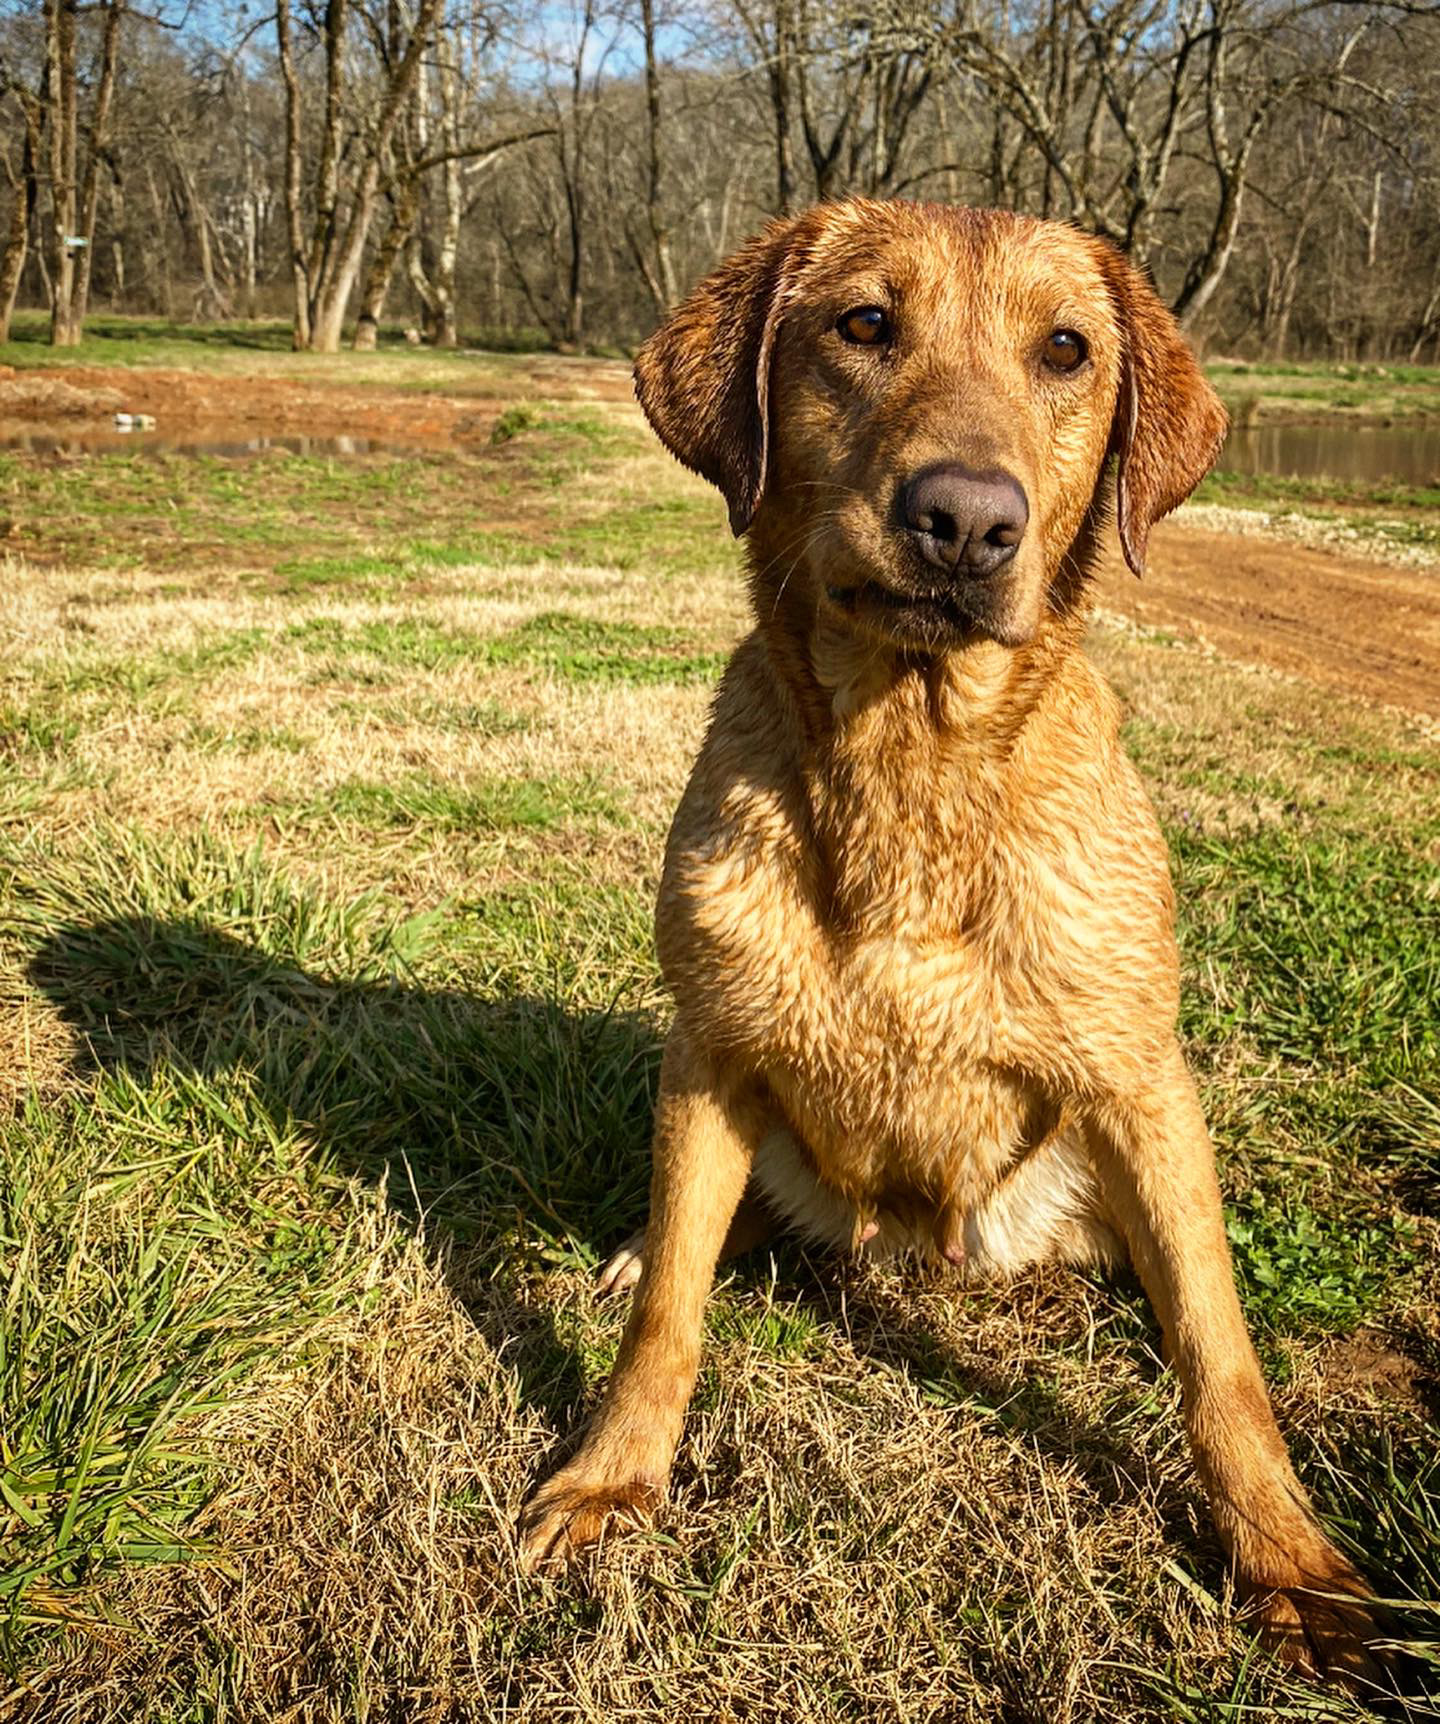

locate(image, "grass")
[[1190, 469, 1440, 559], [1196, 469, 1440, 516], [0, 309, 556, 367], [0, 341, 1436, 1722], [1208, 358, 1440, 423]]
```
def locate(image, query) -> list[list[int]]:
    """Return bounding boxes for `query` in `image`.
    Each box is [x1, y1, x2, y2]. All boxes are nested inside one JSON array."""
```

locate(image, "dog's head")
[[635, 200, 1226, 650]]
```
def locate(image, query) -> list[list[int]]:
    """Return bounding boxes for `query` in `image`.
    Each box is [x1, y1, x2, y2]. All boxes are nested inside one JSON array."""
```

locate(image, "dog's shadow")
[[26, 912, 673, 1424], [25, 913, 1147, 1424]]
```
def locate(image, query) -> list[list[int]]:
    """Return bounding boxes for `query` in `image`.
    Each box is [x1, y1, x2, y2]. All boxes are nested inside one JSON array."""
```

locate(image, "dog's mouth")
[[826, 580, 982, 643]]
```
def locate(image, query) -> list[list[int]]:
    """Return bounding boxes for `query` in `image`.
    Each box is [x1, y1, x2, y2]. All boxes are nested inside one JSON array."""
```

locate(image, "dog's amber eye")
[[837, 306, 891, 346], [1043, 329, 1088, 371]]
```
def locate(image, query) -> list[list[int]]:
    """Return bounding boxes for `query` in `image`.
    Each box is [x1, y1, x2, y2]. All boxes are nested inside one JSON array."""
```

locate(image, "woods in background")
[[0, 0, 1437, 359]]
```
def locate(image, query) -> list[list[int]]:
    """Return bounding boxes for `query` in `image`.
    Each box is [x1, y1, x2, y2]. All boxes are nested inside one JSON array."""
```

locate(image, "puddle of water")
[[0, 424, 438, 459], [1221, 423, 1440, 485]]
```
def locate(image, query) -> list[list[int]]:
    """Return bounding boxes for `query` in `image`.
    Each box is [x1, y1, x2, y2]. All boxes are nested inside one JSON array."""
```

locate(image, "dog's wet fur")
[[518, 200, 1394, 1691]]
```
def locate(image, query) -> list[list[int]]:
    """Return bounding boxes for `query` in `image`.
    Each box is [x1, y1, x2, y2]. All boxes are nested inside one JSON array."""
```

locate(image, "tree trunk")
[[1266, 218, 1309, 360], [276, 0, 312, 348], [45, 0, 80, 345], [1173, 169, 1247, 328], [44, 0, 123, 346], [433, 155, 461, 347], [426, 44, 463, 347], [107, 153, 124, 306], [173, 157, 230, 319], [563, 167, 584, 348], [353, 182, 418, 350], [0, 176, 28, 342], [0, 97, 40, 343], [771, 0, 795, 212], [638, 0, 677, 312], [239, 72, 259, 318], [1409, 273, 1440, 365], [142, 160, 172, 318]]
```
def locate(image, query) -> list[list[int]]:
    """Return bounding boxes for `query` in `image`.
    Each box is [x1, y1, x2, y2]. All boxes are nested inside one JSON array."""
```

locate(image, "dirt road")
[[1098, 523, 1440, 719]]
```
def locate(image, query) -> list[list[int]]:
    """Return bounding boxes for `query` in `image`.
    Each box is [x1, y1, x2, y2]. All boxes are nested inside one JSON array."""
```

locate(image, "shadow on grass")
[[26, 913, 662, 1420]]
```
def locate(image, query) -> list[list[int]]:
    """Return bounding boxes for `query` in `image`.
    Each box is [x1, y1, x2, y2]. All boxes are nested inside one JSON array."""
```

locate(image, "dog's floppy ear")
[[634, 215, 801, 536], [1100, 246, 1229, 576]]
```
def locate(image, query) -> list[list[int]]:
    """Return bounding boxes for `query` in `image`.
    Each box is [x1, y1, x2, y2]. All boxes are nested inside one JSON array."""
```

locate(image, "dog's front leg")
[[1088, 1045, 1391, 1691], [518, 1021, 759, 1572]]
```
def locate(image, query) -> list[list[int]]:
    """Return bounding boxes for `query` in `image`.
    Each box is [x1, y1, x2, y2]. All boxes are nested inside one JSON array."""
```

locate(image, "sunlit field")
[[1, 339, 1436, 1721]]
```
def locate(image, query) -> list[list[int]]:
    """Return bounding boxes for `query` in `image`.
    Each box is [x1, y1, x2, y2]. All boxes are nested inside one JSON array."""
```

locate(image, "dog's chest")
[[660, 650, 1176, 1203], [665, 795, 1084, 1176]]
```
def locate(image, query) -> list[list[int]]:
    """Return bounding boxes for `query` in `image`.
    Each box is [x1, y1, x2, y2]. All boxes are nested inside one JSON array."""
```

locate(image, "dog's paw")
[[517, 1470, 662, 1573], [596, 1229, 646, 1296], [1246, 1570, 1399, 1695]]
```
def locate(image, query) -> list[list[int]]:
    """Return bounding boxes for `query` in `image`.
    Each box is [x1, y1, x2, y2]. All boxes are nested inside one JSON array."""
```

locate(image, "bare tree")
[[627, 0, 678, 311], [43, 0, 124, 345], [0, 76, 41, 340], [275, 0, 442, 352]]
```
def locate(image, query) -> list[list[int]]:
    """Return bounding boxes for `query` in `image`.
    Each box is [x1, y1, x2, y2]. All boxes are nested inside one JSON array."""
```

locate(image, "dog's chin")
[[824, 578, 1036, 651]]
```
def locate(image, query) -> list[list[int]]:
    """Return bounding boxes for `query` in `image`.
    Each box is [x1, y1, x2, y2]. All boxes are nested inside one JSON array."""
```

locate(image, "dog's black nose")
[[901, 465, 1028, 577]]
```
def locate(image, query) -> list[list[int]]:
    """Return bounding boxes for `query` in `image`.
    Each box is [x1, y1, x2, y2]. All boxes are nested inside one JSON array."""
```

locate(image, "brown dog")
[[519, 199, 1387, 1686]]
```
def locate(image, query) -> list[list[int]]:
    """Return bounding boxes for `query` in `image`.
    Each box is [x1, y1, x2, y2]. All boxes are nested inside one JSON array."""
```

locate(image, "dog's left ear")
[[634, 214, 805, 536], [1100, 246, 1229, 576]]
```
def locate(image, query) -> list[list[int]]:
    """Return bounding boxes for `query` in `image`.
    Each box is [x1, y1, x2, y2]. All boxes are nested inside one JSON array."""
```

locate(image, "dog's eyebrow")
[[819, 282, 893, 304]]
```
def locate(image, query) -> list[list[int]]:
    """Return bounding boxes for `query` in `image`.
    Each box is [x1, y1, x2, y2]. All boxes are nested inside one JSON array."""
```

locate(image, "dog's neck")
[[744, 512, 1102, 772], [741, 525, 1108, 927]]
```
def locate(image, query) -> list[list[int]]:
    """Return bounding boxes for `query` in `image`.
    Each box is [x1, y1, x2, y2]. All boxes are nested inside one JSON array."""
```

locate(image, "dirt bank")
[[1098, 523, 1440, 719]]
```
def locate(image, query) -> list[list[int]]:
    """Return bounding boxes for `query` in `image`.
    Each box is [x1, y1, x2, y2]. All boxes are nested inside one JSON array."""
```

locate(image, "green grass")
[[289, 771, 626, 832], [0, 1080, 391, 1639], [487, 612, 728, 682], [1196, 469, 1440, 514], [1208, 358, 1440, 425], [0, 359, 1436, 1720], [1170, 826, 1437, 1341], [283, 611, 726, 686], [1210, 359, 1440, 387], [0, 310, 556, 366], [0, 435, 730, 589]]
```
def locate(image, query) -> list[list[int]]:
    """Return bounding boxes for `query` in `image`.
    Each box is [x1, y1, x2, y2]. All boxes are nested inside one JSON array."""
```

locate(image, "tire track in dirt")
[[1097, 522, 1440, 719]]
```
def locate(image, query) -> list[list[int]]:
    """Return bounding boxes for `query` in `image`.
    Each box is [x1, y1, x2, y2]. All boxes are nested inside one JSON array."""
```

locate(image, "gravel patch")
[[1176, 501, 1439, 570]]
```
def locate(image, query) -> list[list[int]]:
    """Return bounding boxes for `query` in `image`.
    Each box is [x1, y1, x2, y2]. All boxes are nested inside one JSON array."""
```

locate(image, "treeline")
[[1, 0, 1438, 359]]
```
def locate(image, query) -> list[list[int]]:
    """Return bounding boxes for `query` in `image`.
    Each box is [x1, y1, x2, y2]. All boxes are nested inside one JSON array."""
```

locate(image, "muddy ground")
[[0, 356, 635, 451], [6, 359, 1438, 720]]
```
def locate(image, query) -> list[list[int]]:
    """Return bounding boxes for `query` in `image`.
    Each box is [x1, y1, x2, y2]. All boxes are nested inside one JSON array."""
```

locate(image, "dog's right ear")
[[634, 216, 800, 536]]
